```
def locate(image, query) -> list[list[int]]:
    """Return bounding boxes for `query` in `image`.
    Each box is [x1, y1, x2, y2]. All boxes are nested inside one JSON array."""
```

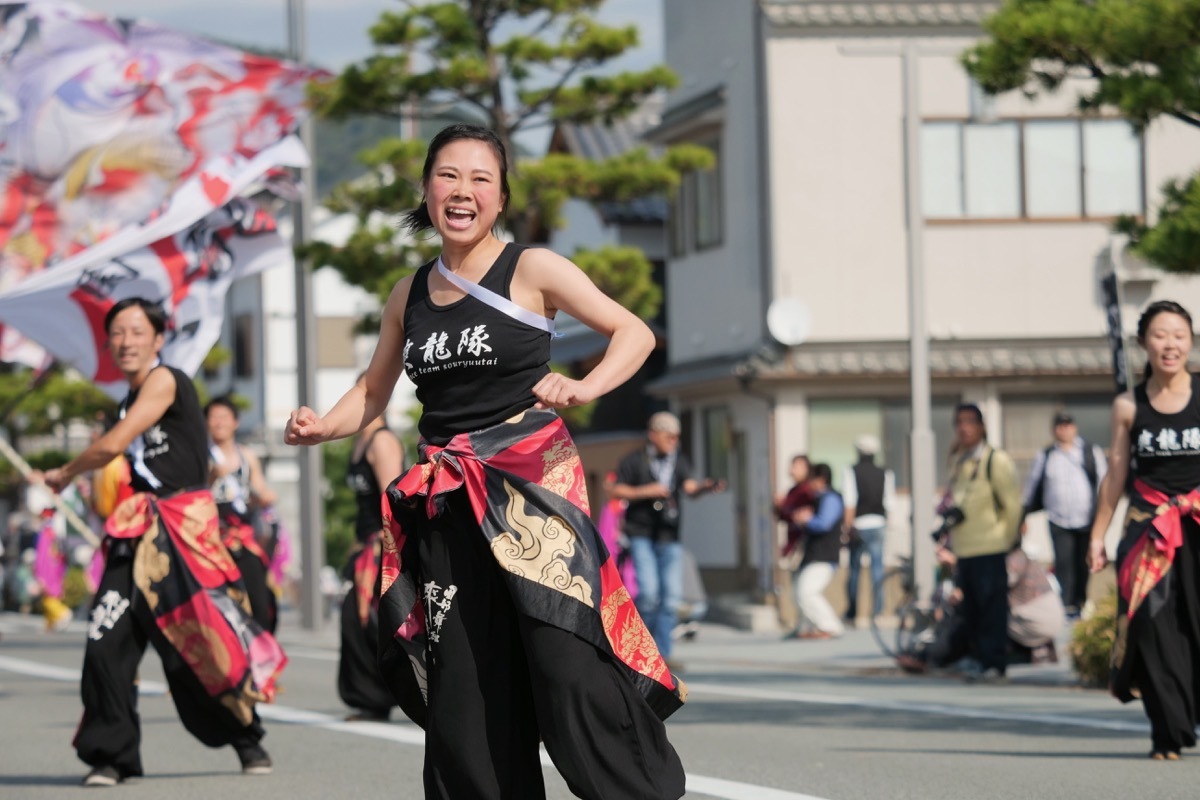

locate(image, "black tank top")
[[403, 243, 551, 444], [121, 365, 208, 496], [1131, 373, 1200, 494], [347, 428, 388, 541]]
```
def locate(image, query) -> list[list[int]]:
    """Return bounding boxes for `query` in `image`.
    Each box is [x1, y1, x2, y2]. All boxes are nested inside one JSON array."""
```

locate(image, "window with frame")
[[702, 405, 731, 482], [920, 118, 1143, 221], [667, 136, 724, 254], [233, 313, 255, 379], [693, 139, 722, 250], [1001, 395, 1112, 485], [669, 172, 692, 257]]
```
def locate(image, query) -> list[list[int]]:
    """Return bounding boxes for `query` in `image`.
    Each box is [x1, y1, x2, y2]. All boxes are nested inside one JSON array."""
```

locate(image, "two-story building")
[[648, 0, 1200, 603]]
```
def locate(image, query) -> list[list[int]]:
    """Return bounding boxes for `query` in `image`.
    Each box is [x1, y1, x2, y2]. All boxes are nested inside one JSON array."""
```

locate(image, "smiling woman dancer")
[[1090, 300, 1200, 761], [285, 123, 685, 800]]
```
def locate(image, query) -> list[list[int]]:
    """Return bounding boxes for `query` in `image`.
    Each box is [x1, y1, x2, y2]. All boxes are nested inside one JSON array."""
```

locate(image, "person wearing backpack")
[[1020, 412, 1107, 618], [940, 403, 1023, 682]]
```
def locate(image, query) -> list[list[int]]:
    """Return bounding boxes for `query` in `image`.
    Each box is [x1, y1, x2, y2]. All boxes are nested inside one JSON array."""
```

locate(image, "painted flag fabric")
[[0, 191, 295, 397], [0, 0, 323, 373]]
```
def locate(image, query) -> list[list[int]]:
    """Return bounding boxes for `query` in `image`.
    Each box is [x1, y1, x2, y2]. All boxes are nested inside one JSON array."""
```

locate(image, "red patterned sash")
[[378, 409, 685, 723], [106, 490, 287, 722], [1118, 480, 1200, 619]]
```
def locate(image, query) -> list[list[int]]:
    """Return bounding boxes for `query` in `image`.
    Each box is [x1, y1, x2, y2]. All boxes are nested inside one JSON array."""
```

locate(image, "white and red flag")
[[0, 0, 324, 385]]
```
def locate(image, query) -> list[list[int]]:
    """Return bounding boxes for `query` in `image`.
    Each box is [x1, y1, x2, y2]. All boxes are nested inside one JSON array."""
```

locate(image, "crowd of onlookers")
[[0, 481, 103, 628]]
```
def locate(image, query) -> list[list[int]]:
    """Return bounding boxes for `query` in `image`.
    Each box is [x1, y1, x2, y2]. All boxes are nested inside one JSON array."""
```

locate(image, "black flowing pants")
[[1049, 522, 1091, 612], [75, 542, 264, 777], [337, 551, 396, 716], [956, 552, 1010, 674], [231, 546, 276, 634], [415, 490, 685, 800], [1131, 527, 1200, 753]]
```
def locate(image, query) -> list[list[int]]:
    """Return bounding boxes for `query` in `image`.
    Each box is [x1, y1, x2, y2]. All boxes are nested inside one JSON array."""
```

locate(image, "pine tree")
[[305, 0, 713, 316]]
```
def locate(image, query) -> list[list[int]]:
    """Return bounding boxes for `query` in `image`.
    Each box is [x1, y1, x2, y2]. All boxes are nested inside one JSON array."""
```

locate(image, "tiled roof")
[[648, 337, 1161, 394], [553, 94, 669, 225], [761, 1, 1001, 28]]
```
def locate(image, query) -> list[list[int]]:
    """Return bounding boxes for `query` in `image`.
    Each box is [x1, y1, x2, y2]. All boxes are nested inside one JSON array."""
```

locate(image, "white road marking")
[[0, 654, 829, 800], [274, 645, 340, 662], [684, 681, 1150, 733], [4, 654, 1151, 797]]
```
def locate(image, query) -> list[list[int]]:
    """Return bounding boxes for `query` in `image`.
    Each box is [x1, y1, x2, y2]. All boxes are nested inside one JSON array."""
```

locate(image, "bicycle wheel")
[[894, 602, 939, 658]]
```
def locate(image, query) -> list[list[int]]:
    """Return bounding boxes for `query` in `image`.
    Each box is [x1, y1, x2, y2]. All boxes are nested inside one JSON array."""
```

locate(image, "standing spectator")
[[789, 463, 845, 639], [1020, 412, 1105, 618], [775, 454, 814, 565], [612, 411, 725, 669], [1090, 300, 1200, 761], [338, 411, 404, 722], [942, 403, 1022, 683], [777, 454, 815, 640], [842, 435, 894, 626]]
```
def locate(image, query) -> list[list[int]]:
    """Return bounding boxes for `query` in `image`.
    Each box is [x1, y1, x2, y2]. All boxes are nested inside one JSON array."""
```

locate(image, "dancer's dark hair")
[[1136, 300, 1193, 380], [402, 124, 511, 234], [104, 297, 167, 336]]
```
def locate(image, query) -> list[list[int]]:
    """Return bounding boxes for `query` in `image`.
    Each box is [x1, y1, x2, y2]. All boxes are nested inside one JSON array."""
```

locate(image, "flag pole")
[[0, 435, 101, 548], [0, 362, 101, 544], [287, 0, 325, 631]]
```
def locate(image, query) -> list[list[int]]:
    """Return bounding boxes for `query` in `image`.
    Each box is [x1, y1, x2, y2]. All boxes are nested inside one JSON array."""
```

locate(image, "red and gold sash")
[[107, 489, 287, 723], [378, 409, 685, 725], [1118, 480, 1200, 619]]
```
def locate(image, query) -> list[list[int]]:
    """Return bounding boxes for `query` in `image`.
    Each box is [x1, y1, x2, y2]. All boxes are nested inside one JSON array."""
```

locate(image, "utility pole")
[[900, 40, 937, 607], [287, 0, 324, 630], [839, 40, 958, 606]]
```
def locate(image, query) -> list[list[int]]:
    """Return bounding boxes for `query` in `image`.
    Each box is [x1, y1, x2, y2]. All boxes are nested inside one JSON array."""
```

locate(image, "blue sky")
[[80, 0, 665, 73]]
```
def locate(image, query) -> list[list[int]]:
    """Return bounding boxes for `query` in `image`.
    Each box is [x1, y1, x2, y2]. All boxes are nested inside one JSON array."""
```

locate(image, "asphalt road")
[[1, 610, 1195, 800]]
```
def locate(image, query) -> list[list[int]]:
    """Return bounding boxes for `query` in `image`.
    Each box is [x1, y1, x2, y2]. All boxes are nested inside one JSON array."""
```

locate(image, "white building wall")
[[765, 34, 1200, 345], [663, 0, 764, 365], [766, 37, 911, 342], [656, 5, 1200, 595]]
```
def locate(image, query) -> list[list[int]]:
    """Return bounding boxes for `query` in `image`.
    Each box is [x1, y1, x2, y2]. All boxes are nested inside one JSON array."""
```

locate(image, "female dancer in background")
[[1090, 299, 1200, 760]]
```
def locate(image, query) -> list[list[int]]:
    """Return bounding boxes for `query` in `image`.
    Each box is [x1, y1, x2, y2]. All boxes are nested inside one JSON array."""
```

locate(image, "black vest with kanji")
[[1131, 373, 1200, 494], [347, 428, 387, 542], [403, 243, 551, 444], [121, 365, 208, 496]]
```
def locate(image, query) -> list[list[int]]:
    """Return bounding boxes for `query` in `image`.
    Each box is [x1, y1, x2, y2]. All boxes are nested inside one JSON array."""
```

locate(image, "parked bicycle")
[[870, 510, 960, 663]]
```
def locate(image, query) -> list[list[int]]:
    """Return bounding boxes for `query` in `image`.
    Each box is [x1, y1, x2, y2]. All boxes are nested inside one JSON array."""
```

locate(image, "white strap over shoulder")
[[436, 256, 560, 337]]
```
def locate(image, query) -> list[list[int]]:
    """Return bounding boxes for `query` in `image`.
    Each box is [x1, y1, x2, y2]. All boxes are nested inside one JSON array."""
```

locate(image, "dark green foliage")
[[309, 0, 713, 316], [62, 566, 90, 610], [1068, 590, 1117, 687], [321, 437, 357, 569]]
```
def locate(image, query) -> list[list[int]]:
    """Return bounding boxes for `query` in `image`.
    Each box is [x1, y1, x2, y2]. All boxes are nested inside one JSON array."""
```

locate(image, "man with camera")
[[938, 403, 1023, 683], [612, 411, 726, 668]]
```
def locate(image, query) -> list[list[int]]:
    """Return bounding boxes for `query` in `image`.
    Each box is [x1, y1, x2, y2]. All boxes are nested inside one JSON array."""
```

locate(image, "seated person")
[[898, 544, 1065, 674]]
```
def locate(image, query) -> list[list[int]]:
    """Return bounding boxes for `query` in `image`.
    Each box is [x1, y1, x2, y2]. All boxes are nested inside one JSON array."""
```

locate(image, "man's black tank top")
[[121, 365, 208, 496], [403, 243, 551, 444], [1131, 373, 1200, 494], [346, 428, 389, 542]]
